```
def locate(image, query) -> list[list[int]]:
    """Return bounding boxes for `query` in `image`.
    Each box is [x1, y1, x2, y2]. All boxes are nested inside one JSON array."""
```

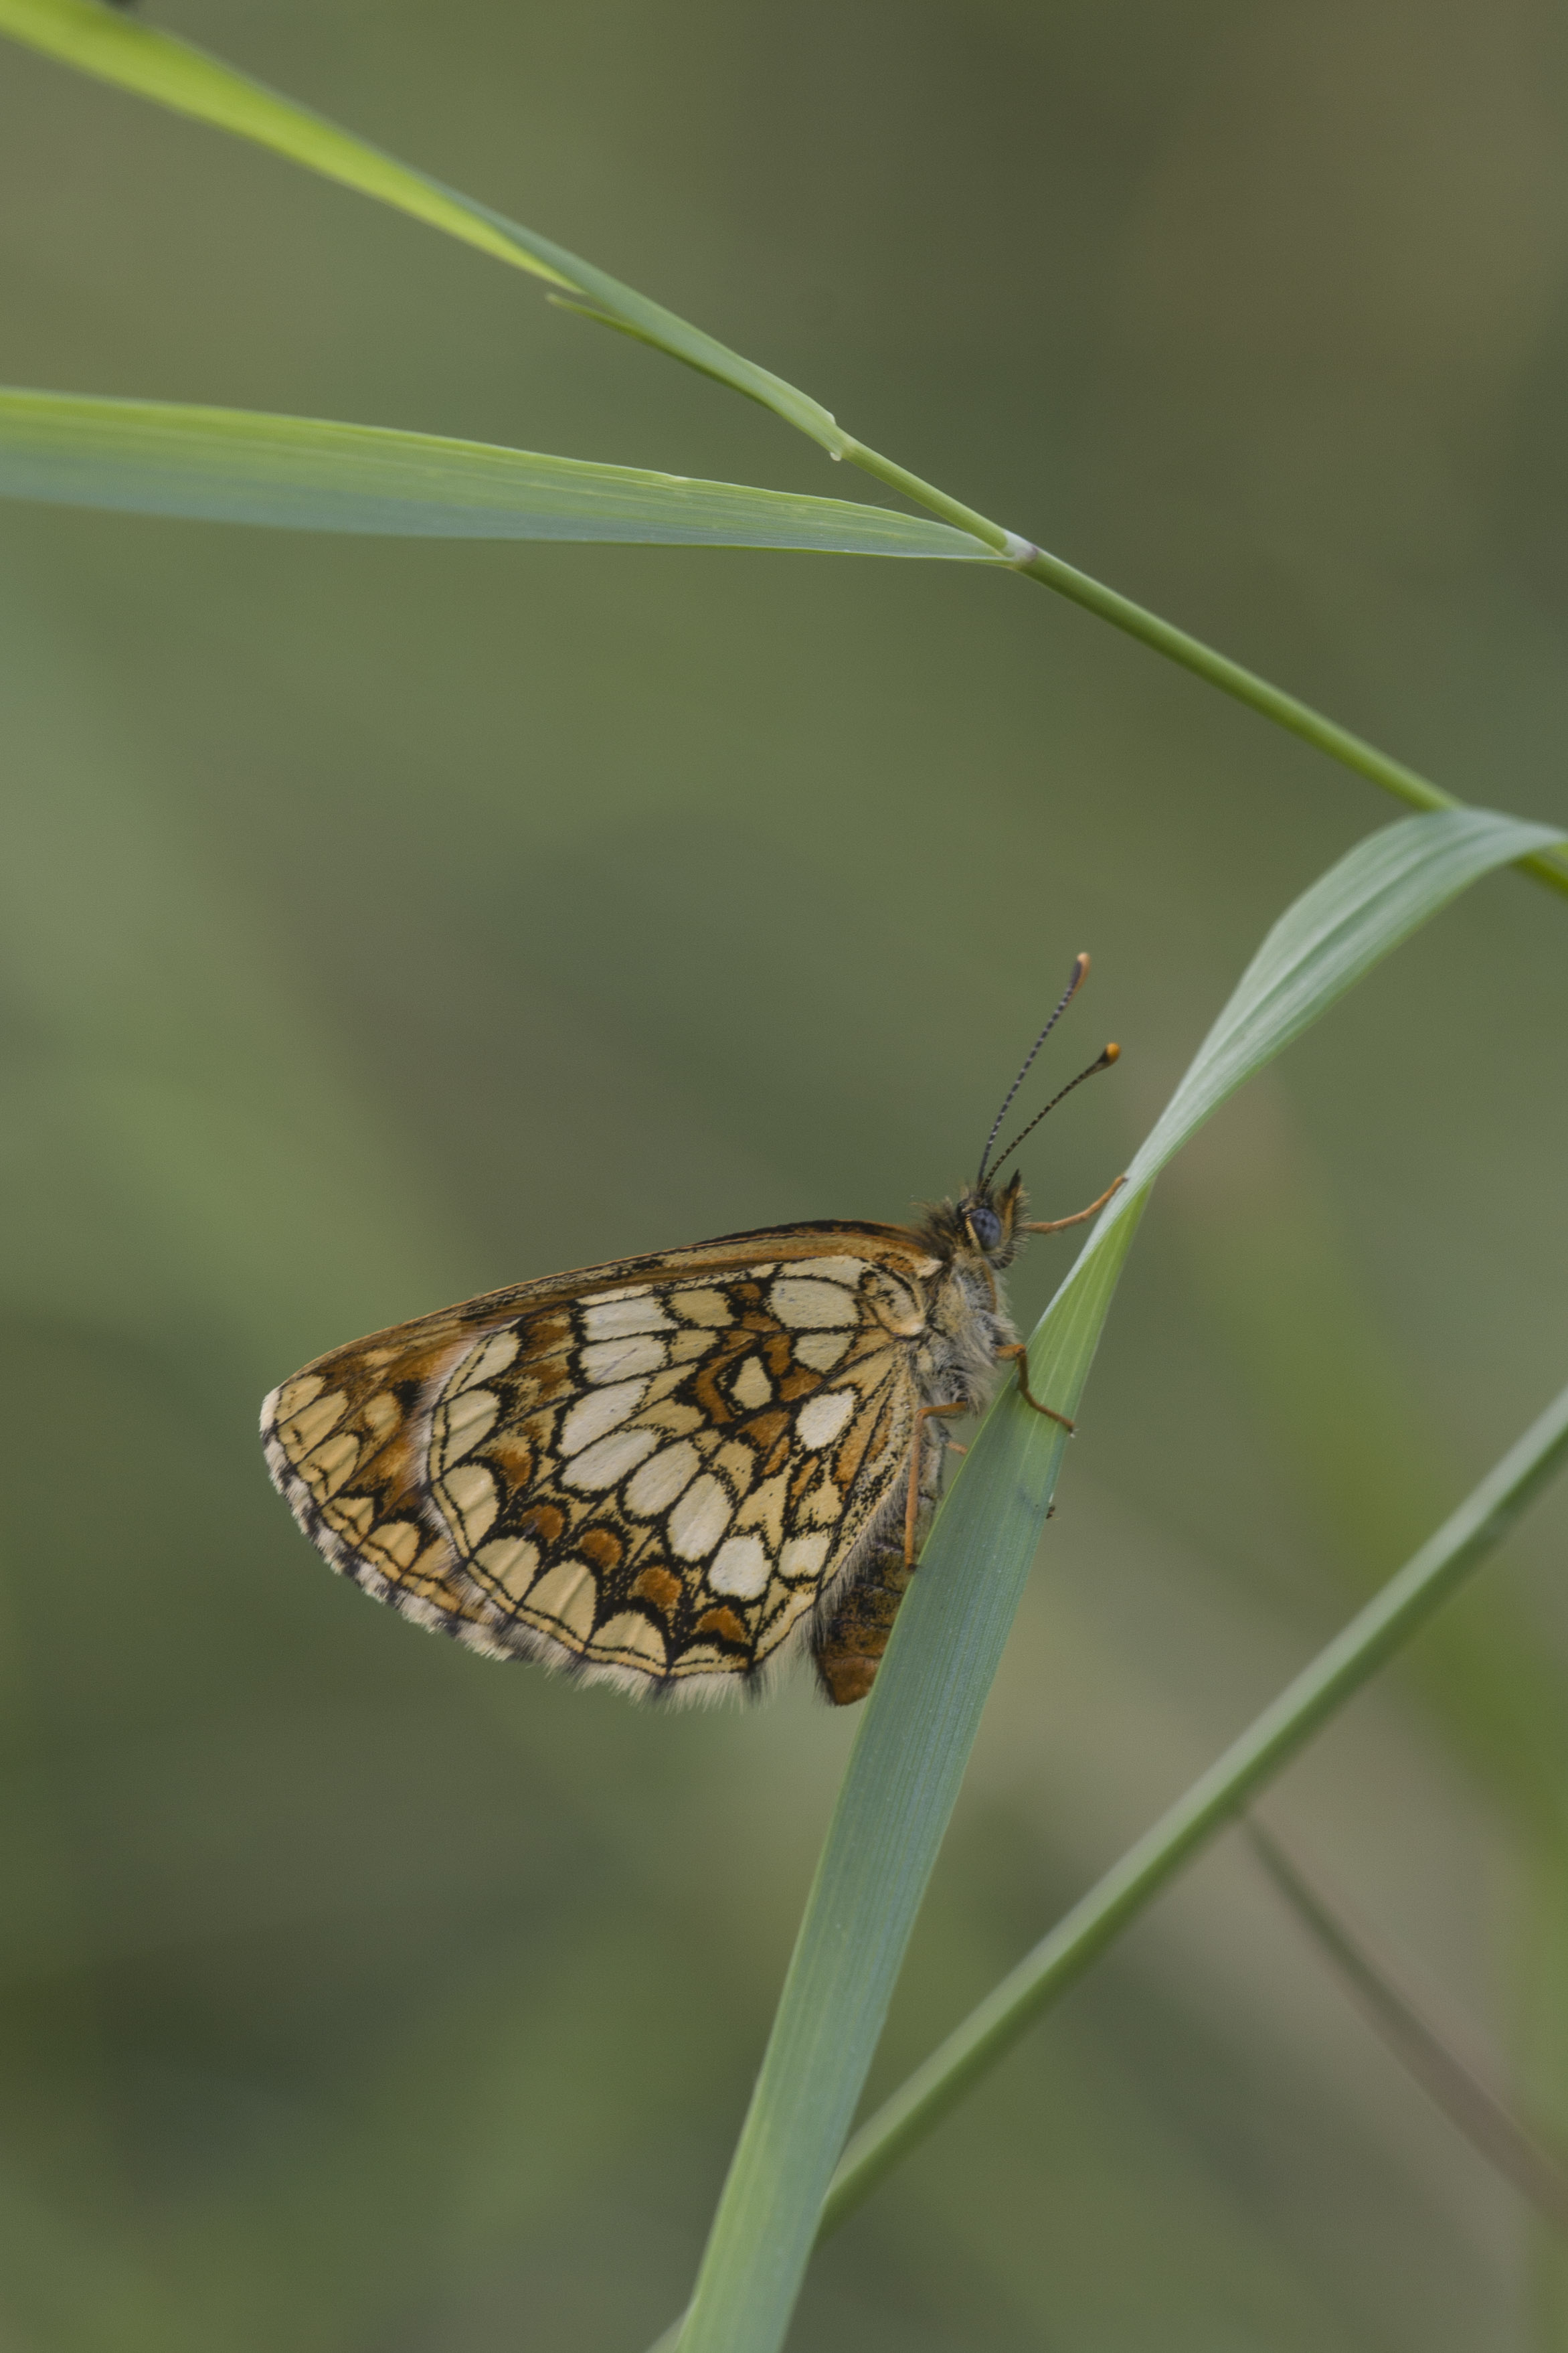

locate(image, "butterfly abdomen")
[[812, 1537, 911, 1704]]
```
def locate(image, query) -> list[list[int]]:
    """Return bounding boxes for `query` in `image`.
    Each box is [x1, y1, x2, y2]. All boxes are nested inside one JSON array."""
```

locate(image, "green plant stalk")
[[665, 807, 1563, 2353], [5, 0, 1568, 901], [820, 1374, 1568, 2235], [669, 1207, 1143, 2353], [832, 438, 1568, 898], [642, 1368, 1568, 2353]]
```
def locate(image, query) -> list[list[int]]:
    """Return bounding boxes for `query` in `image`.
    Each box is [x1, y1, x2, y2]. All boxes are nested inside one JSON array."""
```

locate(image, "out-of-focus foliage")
[[0, 3, 1565, 2348]]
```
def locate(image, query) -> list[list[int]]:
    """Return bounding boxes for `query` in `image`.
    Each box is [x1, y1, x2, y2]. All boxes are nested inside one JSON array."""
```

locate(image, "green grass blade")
[[0, 0, 844, 453], [0, 389, 994, 556], [9, 1, 1568, 896], [671, 807, 1563, 2353], [822, 1378, 1568, 2235], [644, 1377, 1568, 2353], [642, 1380, 1568, 2353], [1102, 806, 1559, 1204], [668, 1213, 1142, 2353]]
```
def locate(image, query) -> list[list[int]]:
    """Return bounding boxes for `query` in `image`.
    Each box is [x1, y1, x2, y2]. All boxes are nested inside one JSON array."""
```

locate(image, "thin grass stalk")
[[5, 0, 1568, 898], [820, 1376, 1568, 2233], [1245, 1822, 1568, 2233], [635, 1374, 1568, 2353], [831, 436, 1568, 902]]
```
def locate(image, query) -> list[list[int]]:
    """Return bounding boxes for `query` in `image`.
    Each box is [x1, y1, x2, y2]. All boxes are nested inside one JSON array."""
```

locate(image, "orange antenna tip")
[[1102, 1042, 1120, 1064]]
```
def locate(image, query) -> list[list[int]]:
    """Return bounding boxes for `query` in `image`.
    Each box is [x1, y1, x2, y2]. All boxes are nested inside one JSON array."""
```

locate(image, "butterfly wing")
[[262, 1226, 942, 1700]]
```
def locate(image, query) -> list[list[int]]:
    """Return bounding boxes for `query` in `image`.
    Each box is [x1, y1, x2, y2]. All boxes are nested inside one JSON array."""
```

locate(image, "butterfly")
[[262, 957, 1121, 1707]]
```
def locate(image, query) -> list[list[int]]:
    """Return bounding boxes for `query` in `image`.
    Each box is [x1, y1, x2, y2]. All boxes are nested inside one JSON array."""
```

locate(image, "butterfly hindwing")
[[262, 1226, 943, 1699]]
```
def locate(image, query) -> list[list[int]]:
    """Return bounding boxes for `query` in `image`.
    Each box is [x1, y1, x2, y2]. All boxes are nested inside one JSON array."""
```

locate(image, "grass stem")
[[819, 1377, 1568, 2233], [5, 7, 1567, 899], [838, 436, 1568, 903], [1245, 1821, 1568, 2233]]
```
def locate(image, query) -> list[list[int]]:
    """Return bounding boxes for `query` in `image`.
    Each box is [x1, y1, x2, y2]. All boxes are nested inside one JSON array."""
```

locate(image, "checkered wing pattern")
[[261, 1228, 940, 1698]]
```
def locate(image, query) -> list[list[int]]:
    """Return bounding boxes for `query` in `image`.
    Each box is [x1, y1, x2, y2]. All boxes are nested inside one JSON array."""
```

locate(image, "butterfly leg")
[[994, 1344, 1075, 1432], [1022, 1175, 1126, 1236], [905, 1402, 968, 1568]]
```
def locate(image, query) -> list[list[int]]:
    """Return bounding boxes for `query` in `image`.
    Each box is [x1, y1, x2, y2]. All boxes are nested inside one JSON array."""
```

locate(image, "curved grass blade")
[[0, 389, 994, 556], [9, 2, 1568, 899], [671, 807, 1565, 2353], [818, 1377, 1568, 2237], [644, 1373, 1568, 2353], [0, 0, 843, 453]]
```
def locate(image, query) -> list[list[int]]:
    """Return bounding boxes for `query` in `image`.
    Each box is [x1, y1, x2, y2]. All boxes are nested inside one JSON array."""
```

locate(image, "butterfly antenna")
[[975, 953, 1091, 1187], [988, 1044, 1120, 1179]]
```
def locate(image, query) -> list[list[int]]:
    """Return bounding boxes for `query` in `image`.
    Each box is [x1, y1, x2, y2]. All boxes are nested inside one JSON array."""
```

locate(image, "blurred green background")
[[1, 1, 1566, 2346]]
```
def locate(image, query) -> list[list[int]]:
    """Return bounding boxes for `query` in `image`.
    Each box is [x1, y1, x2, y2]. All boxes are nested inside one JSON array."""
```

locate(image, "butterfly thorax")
[[905, 1169, 1031, 1417]]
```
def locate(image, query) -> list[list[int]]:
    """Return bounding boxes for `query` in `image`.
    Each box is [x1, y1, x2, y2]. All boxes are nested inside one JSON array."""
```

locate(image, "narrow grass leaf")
[[0, 0, 845, 452], [13, 0, 1568, 908], [822, 1376, 1568, 2236], [12, 0, 1568, 898], [646, 1380, 1568, 2353], [0, 390, 993, 556], [671, 807, 1564, 2353]]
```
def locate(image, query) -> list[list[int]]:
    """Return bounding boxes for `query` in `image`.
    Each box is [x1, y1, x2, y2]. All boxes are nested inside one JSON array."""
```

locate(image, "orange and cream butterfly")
[[262, 959, 1120, 1706]]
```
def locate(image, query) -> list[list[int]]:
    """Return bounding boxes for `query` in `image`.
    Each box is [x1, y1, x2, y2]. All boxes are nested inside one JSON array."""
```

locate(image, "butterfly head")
[[958, 1172, 1026, 1265], [918, 1171, 1028, 1269]]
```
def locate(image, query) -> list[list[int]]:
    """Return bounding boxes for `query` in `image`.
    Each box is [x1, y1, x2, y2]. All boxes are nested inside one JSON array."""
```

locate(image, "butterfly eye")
[[967, 1205, 1003, 1252]]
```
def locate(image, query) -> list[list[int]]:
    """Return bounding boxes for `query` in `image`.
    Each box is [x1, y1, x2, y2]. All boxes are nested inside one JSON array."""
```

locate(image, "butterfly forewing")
[[262, 1226, 942, 1698]]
